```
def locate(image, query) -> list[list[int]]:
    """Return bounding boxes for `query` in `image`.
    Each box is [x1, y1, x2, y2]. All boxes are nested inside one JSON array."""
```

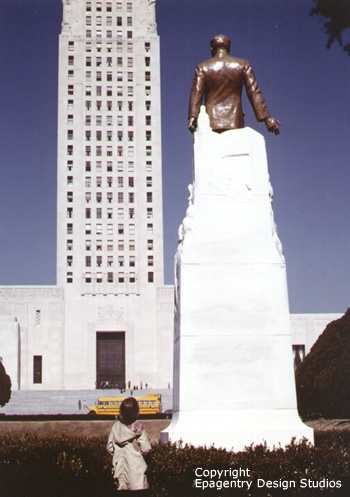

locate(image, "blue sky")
[[0, 0, 349, 313]]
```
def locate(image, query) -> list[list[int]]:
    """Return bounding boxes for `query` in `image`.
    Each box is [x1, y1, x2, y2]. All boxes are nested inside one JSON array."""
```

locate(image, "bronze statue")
[[188, 34, 280, 135]]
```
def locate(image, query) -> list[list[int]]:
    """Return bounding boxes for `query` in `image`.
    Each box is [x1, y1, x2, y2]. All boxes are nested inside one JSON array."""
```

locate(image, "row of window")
[[85, 15, 133, 27], [67, 40, 151, 55], [85, 29, 133, 39], [81, 100, 151, 112], [86, 2, 133, 13], [67, 160, 152, 174], [67, 220, 153, 235], [68, 207, 152, 222], [83, 272, 154, 284], [82, 56, 150, 67], [66, 271, 154, 284], [68, 85, 151, 99], [67, 144, 152, 157], [79, 254, 153, 268], [66, 238, 154, 253]]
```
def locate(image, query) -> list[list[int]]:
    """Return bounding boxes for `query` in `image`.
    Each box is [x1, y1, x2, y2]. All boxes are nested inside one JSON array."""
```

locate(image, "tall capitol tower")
[[55, 0, 171, 389]]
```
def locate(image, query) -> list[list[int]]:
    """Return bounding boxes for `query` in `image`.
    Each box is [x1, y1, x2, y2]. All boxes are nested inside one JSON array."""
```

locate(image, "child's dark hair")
[[119, 397, 140, 425]]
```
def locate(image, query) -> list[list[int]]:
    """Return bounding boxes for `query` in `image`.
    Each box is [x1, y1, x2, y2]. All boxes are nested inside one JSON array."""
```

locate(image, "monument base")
[[162, 110, 313, 450], [162, 409, 312, 451]]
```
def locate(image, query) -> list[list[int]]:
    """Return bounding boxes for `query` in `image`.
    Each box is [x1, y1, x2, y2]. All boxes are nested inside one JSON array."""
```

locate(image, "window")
[[96, 224, 102, 235], [85, 208, 91, 219], [129, 208, 135, 219], [67, 272, 73, 283], [118, 272, 125, 283], [147, 223, 153, 234], [148, 255, 154, 267], [146, 130, 152, 141], [67, 192, 73, 202], [147, 239, 153, 250], [67, 207, 73, 218], [97, 255, 103, 267], [145, 57, 150, 67], [147, 192, 153, 203], [146, 115, 151, 126], [68, 55, 74, 66], [129, 192, 134, 203], [145, 71, 151, 81], [118, 192, 124, 203], [85, 223, 91, 235], [85, 240, 91, 251], [67, 175, 73, 186], [96, 208, 102, 219], [146, 176, 152, 187], [96, 272, 103, 283], [118, 224, 124, 235], [35, 310, 41, 326], [148, 272, 154, 283], [107, 272, 114, 283], [129, 240, 135, 251], [67, 223, 73, 235], [107, 240, 113, 251], [67, 255, 73, 267], [33, 356, 42, 384], [145, 42, 151, 52], [118, 256, 125, 267], [85, 272, 92, 283], [129, 224, 135, 235], [67, 239, 73, 251], [147, 208, 153, 219], [129, 256, 135, 267]]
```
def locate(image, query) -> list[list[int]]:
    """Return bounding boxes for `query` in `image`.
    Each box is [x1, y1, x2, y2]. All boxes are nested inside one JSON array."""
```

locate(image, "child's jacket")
[[107, 420, 151, 490]]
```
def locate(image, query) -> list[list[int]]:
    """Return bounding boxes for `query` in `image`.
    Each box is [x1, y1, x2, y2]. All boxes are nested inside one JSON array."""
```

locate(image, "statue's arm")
[[188, 65, 205, 133], [243, 64, 280, 135]]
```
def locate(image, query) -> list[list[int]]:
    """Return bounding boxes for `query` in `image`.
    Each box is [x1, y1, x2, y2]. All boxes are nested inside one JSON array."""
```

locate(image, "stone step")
[[1, 389, 173, 415]]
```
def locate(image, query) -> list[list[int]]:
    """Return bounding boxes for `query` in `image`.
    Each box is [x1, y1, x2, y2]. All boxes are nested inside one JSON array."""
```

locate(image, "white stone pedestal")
[[161, 109, 313, 450]]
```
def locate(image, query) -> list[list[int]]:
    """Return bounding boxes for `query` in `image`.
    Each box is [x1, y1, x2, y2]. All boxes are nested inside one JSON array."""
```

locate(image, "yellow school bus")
[[87, 393, 162, 416]]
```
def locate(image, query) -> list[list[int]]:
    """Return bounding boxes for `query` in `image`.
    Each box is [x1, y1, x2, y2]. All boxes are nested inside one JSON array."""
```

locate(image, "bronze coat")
[[188, 54, 271, 131]]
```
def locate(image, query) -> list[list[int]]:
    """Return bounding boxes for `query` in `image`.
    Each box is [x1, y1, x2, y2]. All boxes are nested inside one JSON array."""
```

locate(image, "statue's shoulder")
[[226, 55, 251, 67]]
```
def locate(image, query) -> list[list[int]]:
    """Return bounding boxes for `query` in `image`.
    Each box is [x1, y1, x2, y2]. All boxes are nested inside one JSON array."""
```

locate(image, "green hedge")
[[0, 433, 349, 496]]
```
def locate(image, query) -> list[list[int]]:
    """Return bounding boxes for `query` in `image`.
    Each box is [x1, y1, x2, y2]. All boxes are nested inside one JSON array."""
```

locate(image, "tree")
[[0, 358, 11, 408], [295, 309, 350, 419], [311, 0, 350, 55]]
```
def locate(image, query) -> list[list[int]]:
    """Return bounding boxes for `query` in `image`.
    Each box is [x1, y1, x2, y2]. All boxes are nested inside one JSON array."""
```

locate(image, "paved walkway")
[[1, 389, 173, 415]]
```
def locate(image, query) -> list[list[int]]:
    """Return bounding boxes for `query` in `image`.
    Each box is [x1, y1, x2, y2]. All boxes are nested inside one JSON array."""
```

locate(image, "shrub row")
[[0, 432, 349, 497]]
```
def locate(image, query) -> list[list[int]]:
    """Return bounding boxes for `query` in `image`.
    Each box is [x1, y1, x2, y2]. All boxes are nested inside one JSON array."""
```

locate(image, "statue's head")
[[210, 34, 231, 55]]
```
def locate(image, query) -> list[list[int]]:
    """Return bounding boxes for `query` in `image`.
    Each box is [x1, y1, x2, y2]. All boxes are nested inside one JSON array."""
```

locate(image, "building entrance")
[[96, 332, 125, 389]]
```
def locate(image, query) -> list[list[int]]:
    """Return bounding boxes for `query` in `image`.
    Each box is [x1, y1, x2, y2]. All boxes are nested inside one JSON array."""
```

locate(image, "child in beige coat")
[[107, 397, 151, 495]]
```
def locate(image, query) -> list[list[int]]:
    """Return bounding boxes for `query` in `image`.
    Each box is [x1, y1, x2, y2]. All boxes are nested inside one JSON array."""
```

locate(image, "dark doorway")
[[96, 332, 125, 389], [33, 355, 42, 384]]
